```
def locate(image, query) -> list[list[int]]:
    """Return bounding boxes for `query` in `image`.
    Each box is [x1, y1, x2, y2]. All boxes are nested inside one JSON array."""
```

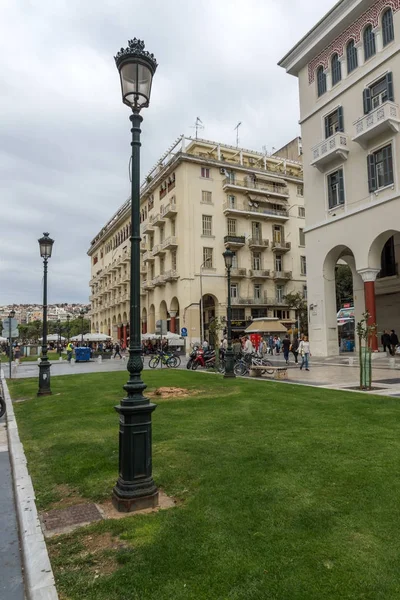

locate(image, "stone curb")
[[1, 369, 59, 600]]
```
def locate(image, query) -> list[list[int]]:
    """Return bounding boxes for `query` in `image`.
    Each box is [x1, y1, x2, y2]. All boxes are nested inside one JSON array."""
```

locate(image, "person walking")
[[291, 336, 299, 364], [390, 329, 399, 356], [282, 335, 291, 365], [66, 341, 74, 362], [14, 345, 21, 366], [299, 336, 310, 371], [243, 336, 254, 354], [114, 342, 122, 359], [381, 330, 391, 354]]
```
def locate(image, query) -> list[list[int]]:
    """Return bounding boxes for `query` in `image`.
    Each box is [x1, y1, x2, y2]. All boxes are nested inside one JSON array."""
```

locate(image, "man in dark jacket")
[[291, 337, 299, 364], [282, 335, 291, 365], [381, 330, 391, 354], [390, 330, 399, 356]]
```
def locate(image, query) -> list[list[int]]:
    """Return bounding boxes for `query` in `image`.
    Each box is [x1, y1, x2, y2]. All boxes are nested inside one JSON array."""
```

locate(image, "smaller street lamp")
[[57, 319, 62, 356], [8, 309, 15, 379], [79, 309, 86, 345], [66, 314, 71, 343], [223, 247, 236, 379], [38, 233, 54, 396]]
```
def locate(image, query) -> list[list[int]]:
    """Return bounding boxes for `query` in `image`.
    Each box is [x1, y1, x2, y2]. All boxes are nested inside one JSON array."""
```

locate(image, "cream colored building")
[[280, 0, 400, 356], [88, 136, 306, 346]]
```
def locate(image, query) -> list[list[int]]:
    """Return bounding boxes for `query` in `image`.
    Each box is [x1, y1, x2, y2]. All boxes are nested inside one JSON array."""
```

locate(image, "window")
[[363, 25, 376, 61], [331, 54, 342, 86], [160, 256, 165, 274], [252, 221, 262, 240], [202, 191, 212, 204], [171, 250, 177, 270], [346, 39, 358, 74], [254, 284, 262, 299], [230, 283, 238, 298], [201, 167, 210, 178], [171, 219, 176, 236], [203, 247, 213, 268], [379, 236, 397, 278], [317, 66, 327, 97], [275, 255, 282, 271], [228, 194, 236, 208], [227, 219, 237, 235], [231, 252, 238, 269], [324, 107, 344, 138], [300, 256, 307, 275], [276, 285, 285, 303], [150, 265, 155, 279], [327, 169, 345, 209], [232, 308, 245, 320], [252, 308, 267, 318], [364, 73, 394, 114], [93, 256, 98, 265], [382, 9, 394, 46], [202, 215, 212, 236], [252, 252, 261, 270], [299, 228, 305, 246], [274, 310, 290, 319], [367, 144, 394, 192], [303, 285, 308, 300], [298, 206, 306, 218], [159, 225, 165, 243], [273, 225, 283, 243], [297, 185, 304, 196]]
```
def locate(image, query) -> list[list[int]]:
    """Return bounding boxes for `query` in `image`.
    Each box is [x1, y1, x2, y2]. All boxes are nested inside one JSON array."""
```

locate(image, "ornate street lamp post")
[[57, 319, 62, 356], [223, 248, 236, 379], [8, 309, 15, 379], [112, 38, 159, 512], [66, 314, 70, 343], [38, 233, 54, 396], [79, 309, 85, 344]]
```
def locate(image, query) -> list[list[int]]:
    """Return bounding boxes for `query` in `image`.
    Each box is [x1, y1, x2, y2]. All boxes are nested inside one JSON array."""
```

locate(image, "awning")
[[248, 195, 287, 207], [245, 319, 288, 334]]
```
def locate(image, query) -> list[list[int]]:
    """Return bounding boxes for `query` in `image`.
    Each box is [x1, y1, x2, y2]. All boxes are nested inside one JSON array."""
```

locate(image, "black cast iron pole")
[[224, 263, 236, 378], [38, 257, 52, 396], [112, 111, 158, 512], [8, 317, 12, 379]]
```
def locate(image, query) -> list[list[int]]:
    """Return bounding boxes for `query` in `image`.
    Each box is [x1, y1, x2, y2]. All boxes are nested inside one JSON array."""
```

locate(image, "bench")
[[249, 365, 288, 380]]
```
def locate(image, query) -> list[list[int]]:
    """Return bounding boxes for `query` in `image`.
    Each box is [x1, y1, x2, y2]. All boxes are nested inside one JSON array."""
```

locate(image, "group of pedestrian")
[[381, 329, 399, 355]]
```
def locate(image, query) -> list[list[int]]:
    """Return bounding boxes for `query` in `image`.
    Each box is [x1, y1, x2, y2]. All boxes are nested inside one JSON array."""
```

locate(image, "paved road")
[[0, 415, 25, 600]]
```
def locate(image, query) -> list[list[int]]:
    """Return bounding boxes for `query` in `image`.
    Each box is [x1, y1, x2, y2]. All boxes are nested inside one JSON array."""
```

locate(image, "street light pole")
[[38, 233, 54, 396], [112, 38, 159, 512], [8, 310, 15, 379], [57, 319, 62, 356], [66, 314, 70, 343], [223, 248, 236, 378], [79, 309, 85, 344]]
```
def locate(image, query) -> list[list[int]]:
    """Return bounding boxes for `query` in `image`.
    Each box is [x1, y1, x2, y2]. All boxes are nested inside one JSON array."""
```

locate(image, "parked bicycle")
[[148, 350, 180, 369], [233, 352, 274, 376]]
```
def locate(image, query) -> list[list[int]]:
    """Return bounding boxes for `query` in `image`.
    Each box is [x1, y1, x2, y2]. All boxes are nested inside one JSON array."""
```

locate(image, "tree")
[[335, 264, 353, 311], [356, 311, 376, 390], [283, 292, 308, 335]]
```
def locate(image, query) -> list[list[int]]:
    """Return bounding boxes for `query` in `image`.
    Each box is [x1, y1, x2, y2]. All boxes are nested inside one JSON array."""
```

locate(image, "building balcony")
[[223, 201, 288, 221], [143, 280, 155, 290], [249, 269, 270, 279], [310, 132, 350, 171], [161, 197, 177, 218], [142, 221, 155, 234], [161, 236, 178, 251], [224, 235, 246, 248], [152, 213, 165, 227], [143, 251, 155, 262], [265, 297, 289, 306], [140, 242, 147, 253], [120, 249, 131, 263], [153, 275, 167, 287], [271, 270, 292, 281], [164, 269, 179, 282], [121, 271, 130, 282], [353, 102, 400, 148], [231, 296, 268, 305], [271, 241, 291, 253], [248, 238, 269, 250], [151, 244, 166, 257], [140, 289, 147, 296], [230, 268, 247, 278], [223, 177, 289, 199], [140, 264, 147, 275]]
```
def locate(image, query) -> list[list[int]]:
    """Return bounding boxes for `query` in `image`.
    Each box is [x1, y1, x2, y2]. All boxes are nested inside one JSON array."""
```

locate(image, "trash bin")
[[75, 347, 91, 362], [346, 340, 354, 352]]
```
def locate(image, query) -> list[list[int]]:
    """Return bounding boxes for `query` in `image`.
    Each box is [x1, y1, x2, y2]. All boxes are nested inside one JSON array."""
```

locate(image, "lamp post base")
[[112, 488, 159, 513], [37, 360, 52, 396], [223, 349, 236, 379]]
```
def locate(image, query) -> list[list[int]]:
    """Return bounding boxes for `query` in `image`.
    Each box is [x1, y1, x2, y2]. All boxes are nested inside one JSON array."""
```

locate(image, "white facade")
[[280, 0, 400, 356]]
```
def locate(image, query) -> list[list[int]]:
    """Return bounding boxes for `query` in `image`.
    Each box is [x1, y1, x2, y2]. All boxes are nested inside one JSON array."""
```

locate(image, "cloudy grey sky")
[[0, 0, 336, 305]]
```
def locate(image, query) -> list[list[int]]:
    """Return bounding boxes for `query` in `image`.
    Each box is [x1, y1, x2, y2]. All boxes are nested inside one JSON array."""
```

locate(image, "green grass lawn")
[[9, 371, 400, 600]]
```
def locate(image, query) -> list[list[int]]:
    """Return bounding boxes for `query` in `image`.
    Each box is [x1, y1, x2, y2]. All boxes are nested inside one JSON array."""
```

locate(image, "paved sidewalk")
[[0, 414, 25, 600]]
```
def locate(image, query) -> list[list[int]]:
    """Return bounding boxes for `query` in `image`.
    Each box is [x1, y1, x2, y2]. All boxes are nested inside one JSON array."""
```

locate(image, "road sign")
[[2, 329, 19, 339], [181, 327, 188, 337]]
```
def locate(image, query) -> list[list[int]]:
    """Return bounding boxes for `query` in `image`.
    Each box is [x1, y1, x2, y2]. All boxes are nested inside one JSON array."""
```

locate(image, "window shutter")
[[338, 170, 345, 205], [324, 116, 330, 139], [338, 106, 344, 132], [363, 88, 371, 114], [384, 145, 393, 186], [386, 72, 394, 102], [367, 154, 377, 192]]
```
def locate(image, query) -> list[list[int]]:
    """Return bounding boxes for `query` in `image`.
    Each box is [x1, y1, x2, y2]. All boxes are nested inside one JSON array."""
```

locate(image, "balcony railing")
[[143, 280, 155, 290], [140, 242, 147, 253], [142, 221, 155, 234], [164, 269, 179, 282], [224, 235, 246, 247], [310, 132, 349, 171], [223, 201, 288, 220], [353, 101, 400, 148], [161, 236, 178, 250], [151, 244, 165, 257], [248, 238, 269, 249], [231, 296, 268, 305], [230, 268, 247, 278], [223, 177, 289, 198], [153, 274, 167, 286], [161, 197, 177, 218], [152, 213, 165, 227], [271, 241, 291, 252], [249, 269, 270, 279], [271, 270, 292, 280]]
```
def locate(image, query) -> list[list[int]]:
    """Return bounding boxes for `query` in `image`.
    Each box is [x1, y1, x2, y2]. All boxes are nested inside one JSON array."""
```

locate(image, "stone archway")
[[169, 297, 180, 334], [142, 308, 147, 334], [148, 304, 155, 333]]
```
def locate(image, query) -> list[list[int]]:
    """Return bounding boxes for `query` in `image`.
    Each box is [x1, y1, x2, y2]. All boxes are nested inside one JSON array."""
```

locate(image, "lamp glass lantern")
[[9, 310, 15, 319], [38, 233, 54, 259], [223, 248, 234, 270], [115, 39, 158, 111]]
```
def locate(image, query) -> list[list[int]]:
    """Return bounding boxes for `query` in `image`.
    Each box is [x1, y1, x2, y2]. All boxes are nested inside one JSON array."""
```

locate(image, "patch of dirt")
[[49, 484, 87, 510], [148, 387, 201, 399]]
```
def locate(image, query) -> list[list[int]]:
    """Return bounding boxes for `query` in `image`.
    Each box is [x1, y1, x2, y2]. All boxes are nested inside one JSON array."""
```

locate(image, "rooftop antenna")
[[234, 122, 242, 147], [191, 117, 204, 139]]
